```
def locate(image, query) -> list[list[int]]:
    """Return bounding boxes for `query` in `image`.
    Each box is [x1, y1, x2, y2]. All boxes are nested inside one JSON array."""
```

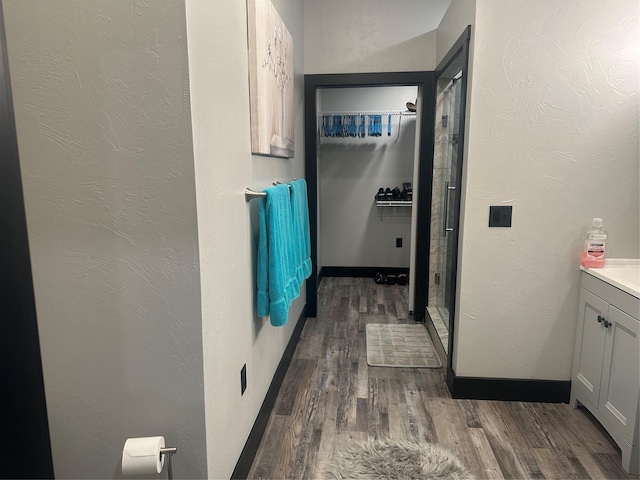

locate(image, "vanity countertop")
[[581, 259, 640, 299]]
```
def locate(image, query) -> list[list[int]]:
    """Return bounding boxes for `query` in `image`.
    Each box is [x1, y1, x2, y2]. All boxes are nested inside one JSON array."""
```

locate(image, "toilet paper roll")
[[122, 436, 165, 477]]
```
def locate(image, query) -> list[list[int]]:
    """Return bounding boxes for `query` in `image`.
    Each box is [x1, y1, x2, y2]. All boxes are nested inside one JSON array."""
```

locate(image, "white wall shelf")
[[376, 200, 412, 207]]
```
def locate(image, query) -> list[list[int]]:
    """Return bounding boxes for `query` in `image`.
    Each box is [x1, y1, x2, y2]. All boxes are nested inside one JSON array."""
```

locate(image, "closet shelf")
[[319, 110, 416, 117], [376, 200, 412, 207]]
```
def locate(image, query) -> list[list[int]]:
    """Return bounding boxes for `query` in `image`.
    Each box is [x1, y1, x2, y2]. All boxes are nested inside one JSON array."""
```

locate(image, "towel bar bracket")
[[245, 188, 267, 202]]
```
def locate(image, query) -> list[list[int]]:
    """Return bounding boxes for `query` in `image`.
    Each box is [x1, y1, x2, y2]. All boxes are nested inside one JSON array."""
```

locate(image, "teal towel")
[[290, 179, 312, 285], [256, 184, 299, 326], [256, 197, 270, 318]]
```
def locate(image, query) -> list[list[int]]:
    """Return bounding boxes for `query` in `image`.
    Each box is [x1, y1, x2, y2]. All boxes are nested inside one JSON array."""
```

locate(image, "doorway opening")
[[304, 72, 435, 321], [317, 85, 418, 277]]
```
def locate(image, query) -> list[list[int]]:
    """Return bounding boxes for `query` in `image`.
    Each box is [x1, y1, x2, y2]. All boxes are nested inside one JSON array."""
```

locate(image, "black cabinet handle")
[[597, 315, 604, 323], [603, 319, 611, 328]]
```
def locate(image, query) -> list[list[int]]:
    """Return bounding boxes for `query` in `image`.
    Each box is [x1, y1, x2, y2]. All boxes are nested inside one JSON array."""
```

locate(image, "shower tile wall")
[[429, 81, 461, 313], [428, 88, 450, 308]]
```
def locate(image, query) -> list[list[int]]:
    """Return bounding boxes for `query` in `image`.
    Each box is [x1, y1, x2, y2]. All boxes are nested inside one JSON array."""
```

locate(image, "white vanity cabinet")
[[571, 266, 639, 474]]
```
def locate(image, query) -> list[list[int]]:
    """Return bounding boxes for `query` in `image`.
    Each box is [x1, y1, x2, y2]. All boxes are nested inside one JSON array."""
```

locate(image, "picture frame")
[[247, 0, 295, 158]]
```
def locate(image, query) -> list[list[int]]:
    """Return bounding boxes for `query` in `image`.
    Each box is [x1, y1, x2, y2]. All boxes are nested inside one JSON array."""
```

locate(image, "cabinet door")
[[599, 305, 639, 443], [573, 288, 608, 406]]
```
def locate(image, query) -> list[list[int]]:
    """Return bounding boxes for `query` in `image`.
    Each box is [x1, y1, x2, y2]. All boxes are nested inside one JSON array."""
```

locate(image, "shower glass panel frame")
[[428, 73, 462, 354], [425, 26, 471, 376]]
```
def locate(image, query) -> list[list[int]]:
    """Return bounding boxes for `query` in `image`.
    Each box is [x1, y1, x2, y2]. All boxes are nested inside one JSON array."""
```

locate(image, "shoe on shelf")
[[375, 187, 385, 201]]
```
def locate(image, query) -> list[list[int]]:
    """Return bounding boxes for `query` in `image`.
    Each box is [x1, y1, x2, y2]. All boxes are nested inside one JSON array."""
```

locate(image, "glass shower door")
[[427, 67, 464, 354]]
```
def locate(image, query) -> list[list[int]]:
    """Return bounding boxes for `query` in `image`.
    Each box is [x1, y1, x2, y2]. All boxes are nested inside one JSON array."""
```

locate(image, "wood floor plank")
[[562, 448, 595, 480], [248, 414, 288, 479], [512, 447, 546, 479], [482, 428, 528, 479], [534, 447, 589, 480], [590, 452, 637, 480], [427, 398, 484, 478], [474, 400, 529, 448], [507, 401, 556, 449], [404, 380, 438, 443], [548, 403, 618, 454], [364, 376, 390, 440], [468, 427, 505, 479], [271, 360, 317, 479], [293, 320, 325, 360], [366, 377, 382, 439], [355, 397, 368, 433], [288, 358, 330, 480], [571, 446, 617, 480], [459, 399, 482, 428], [387, 377, 412, 440], [416, 367, 451, 399], [275, 359, 308, 416], [315, 390, 338, 478], [527, 402, 578, 452], [296, 428, 322, 480]]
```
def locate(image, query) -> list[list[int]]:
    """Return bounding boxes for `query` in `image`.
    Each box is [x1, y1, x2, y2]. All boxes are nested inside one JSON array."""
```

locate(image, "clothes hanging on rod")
[[318, 111, 415, 139]]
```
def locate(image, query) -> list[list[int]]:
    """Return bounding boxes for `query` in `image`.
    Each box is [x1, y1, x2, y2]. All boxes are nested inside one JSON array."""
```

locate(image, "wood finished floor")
[[248, 277, 637, 479]]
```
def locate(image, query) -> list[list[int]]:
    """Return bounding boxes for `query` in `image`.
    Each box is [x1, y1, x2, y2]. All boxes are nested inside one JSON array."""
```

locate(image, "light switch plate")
[[489, 206, 512, 227]]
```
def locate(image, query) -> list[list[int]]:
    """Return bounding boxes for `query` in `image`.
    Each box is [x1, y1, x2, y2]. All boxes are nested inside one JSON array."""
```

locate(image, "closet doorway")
[[304, 72, 435, 322], [317, 85, 418, 277]]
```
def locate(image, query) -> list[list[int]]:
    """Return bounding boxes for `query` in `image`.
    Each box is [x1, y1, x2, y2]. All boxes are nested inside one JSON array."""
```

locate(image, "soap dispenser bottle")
[[581, 218, 607, 268]]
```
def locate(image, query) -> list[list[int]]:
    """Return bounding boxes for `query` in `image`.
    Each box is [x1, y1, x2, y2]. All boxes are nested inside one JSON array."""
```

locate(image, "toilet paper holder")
[[160, 447, 177, 480]]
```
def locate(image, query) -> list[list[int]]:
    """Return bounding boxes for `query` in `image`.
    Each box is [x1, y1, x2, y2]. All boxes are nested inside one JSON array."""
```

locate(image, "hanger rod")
[[318, 110, 415, 116]]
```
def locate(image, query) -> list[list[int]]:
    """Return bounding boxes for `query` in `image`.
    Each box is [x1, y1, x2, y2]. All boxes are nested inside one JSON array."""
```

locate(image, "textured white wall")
[[185, 0, 306, 477], [4, 1, 207, 478], [454, 0, 639, 379], [319, 86, 418, 268], [304, 0, 449, 73], [435, 0, 476, 66]]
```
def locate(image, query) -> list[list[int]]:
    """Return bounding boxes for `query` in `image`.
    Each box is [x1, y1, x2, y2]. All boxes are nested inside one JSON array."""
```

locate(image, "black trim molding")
[[320, 266, 410, 279], [447, 367, 570, 403], [231, 305, 309, 479]]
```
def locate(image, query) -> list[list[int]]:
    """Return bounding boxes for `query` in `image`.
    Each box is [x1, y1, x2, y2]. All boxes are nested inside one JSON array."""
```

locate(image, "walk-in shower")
[[424, 27, 471, 368]]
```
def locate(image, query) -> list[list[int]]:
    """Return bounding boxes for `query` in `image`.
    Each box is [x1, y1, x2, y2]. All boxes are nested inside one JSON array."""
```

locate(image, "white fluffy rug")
[[326, 438, 474, 479]]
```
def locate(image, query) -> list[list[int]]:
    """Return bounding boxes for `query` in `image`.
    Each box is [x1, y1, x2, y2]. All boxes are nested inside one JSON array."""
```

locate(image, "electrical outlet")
[[396, 237, 402, 248], [241, 364, 247, 395]]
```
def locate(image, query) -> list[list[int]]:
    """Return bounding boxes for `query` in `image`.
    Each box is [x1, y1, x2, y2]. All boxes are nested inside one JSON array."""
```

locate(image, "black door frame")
[[303, 71, 435, 319], [0, 3, 54, 477]]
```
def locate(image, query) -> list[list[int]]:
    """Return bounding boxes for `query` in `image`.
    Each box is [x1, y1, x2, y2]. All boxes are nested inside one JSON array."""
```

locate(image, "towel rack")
[[245, 188, 267, 202], [245, 179, 297, 202]]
